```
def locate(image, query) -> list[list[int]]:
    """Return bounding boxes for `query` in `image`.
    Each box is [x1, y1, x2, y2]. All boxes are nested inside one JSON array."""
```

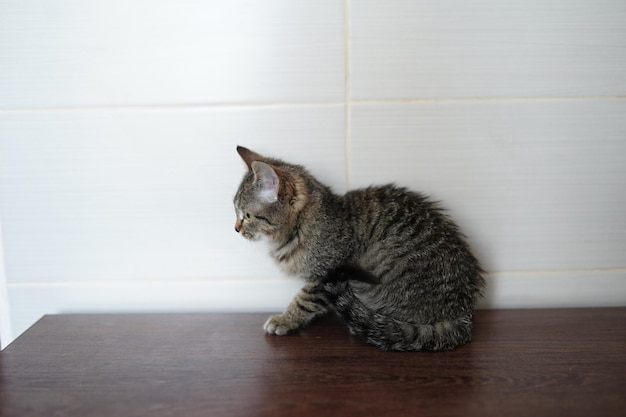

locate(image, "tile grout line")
[[7, 267, 626, 288], [483, 267, 626, 276], [6, 278, 301, 288], [344, 0, 352, 191], [351, 96, 626, 105], [1, 96, 624, 114], [0, 101, 347, 113]]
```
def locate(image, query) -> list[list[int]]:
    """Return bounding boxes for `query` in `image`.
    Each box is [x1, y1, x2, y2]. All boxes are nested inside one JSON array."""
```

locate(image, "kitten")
[[233, 146, 485, 351]]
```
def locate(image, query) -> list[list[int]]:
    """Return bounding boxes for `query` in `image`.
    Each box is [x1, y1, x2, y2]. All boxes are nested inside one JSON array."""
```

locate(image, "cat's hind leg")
[[264, 282, 329, 335], [326, 282, 472, 351]]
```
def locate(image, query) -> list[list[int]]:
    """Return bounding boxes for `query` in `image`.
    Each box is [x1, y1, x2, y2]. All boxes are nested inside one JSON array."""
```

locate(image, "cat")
[[233, 146, 485, 351]]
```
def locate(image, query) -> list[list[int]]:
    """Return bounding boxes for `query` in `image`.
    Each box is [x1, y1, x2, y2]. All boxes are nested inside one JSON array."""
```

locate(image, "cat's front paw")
[[263, 314, 298, 335]]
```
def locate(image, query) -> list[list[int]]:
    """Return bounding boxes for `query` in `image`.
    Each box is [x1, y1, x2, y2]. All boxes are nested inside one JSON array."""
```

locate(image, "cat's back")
[[343, 184, 434, 212], [341, 184, 479, 273], [343, 184, 447, 241]]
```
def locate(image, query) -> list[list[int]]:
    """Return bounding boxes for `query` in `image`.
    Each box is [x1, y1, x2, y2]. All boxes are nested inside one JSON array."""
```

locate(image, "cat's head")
[[233, 146, 307, 241]]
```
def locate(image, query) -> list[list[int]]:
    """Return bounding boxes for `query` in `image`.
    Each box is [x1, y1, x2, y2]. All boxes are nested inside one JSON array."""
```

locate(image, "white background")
[[1, 0, 625, 348]]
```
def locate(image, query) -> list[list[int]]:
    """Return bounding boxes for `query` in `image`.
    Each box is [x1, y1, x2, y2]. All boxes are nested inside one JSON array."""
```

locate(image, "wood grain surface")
[[1, 309, 625, 417]]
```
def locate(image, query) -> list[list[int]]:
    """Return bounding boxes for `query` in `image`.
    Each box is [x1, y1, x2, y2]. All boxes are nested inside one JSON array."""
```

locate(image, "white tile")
[[478, 269, 626, 309], [0, 218, 11, 349], [0, 105, 345, 284], [351, 0, 626, 99], [0, 0, 344, 109], [350, 99, 626, 272]]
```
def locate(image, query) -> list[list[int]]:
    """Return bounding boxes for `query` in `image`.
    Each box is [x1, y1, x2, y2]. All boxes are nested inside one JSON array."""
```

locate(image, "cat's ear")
[[237, 146, 264, 171], [251, 161, 279, 202]]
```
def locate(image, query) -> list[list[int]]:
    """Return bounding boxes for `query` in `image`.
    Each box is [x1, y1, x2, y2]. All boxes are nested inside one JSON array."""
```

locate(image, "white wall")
[[1, 0, 625, 347], [0, 216, 11, 349]]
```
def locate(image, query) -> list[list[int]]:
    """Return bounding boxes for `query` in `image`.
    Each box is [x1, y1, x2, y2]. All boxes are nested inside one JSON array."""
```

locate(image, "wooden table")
[[1, 309, 625, 417]]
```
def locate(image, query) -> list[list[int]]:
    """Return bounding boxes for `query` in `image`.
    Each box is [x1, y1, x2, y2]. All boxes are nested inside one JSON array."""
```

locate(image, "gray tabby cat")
[[233, 146, 485, 351]]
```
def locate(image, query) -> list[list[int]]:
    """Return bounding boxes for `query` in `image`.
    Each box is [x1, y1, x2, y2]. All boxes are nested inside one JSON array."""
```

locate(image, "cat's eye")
[[245, 213, 251, 220]]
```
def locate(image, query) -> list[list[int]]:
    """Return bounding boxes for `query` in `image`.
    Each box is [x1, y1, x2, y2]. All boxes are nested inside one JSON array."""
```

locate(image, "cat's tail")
[[325, 282, 473, 351]]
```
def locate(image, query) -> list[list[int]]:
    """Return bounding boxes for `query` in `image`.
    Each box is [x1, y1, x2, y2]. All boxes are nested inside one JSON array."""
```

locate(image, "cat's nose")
[[235, 219, 242, 233]]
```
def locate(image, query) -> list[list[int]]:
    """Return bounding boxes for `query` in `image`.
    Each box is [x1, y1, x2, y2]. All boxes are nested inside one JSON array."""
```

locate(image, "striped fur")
[[234, 146, 485, 351]]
